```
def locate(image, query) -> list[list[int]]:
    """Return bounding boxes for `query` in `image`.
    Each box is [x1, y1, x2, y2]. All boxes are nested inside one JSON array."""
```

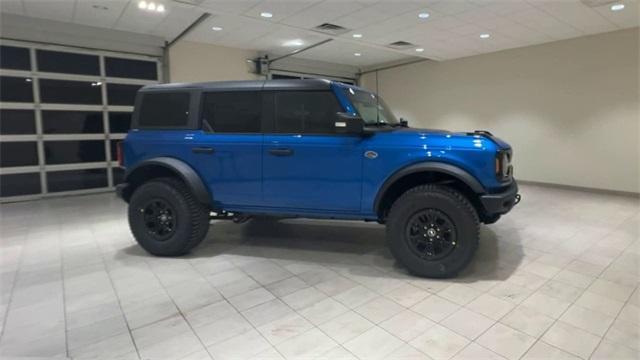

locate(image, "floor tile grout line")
[[60, 234, 70, 359], [516, 211, 638, 360], [0, 234, 26, 346], [94, 233, 143, 360], [144, 259, 218, 360]]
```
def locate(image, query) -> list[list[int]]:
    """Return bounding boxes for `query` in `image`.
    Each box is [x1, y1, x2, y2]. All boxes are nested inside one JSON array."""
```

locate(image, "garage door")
[[0, 41, 161, 202]]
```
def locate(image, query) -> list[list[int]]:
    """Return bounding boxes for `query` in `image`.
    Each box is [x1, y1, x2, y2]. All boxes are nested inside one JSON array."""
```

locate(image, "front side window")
[[342, 88, 398, 126], [202, 92, 261, 133], [138, 92, 190, 128], [275, 91, 343, 134]]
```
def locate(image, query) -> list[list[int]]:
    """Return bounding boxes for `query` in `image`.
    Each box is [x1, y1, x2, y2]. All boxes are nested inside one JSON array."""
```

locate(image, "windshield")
[[343, 88, 399, 126]]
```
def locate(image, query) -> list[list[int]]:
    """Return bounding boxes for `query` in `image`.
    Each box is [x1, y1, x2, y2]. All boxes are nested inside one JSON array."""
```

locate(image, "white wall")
[[168, 41, 260, 83], [361, 28, 639, 194]]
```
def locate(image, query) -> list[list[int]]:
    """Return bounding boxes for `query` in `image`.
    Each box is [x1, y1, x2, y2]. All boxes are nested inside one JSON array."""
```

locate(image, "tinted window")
[[40, 79, 102, 105], [107, 83, 142, 106], [47, 168, 108, 192], [0, 76, 34, 102], [0, 110, 36, 135], [42, 111, 103, 134], [0, 142, 38, 167], [44, 140, 106, 164], [109, 112, 132, 133], [105, 57, 157, 80], [1, 173, 41, 197], [0, 45, 31, 70], [275, 91, 343, 134], [36, 50, 100, 75], [112, 167, 125, 185], [138, 92, 190, 128], [202, 92, 261, 133]]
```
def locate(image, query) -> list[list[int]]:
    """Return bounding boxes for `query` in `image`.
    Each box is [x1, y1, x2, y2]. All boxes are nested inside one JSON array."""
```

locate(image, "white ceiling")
[[1, 0, 638, 67]]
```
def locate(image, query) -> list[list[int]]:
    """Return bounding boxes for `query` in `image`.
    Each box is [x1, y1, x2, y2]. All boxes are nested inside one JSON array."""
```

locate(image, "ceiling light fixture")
[[260, 12, 273, 18], [211, 26, 223, 31], [610, 3, 625, 11], [418, 12, 430, 19], [138, 1, 165, 13], [352, 33, 363, 38], [354, 52, 361, 56], [415, 48, 424, 52], [283, 39, 304, 47], [480, 33, 490, 39]]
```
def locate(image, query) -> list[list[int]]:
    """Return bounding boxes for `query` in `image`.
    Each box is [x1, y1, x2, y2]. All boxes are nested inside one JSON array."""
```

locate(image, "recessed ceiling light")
[[480, 33, 490, 39], [418, 12, 430, 19], [211, 26, 223, 31], [352, 33, 363, 38], [415, 48, 424, 52], [138, 1, 147, 9], [260, 12, 273, 18], [283, 39, 304, 47], [610, 3, 625, 11], [156, 4, 165, 12], [354, 52, 361, 56]]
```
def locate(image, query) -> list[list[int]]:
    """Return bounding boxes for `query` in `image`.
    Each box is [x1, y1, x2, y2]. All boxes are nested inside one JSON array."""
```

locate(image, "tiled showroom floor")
[[0, 184, 638, 360]]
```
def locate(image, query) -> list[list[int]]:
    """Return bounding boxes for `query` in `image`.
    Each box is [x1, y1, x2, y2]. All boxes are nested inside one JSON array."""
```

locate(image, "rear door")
[[262, 90, 363, 212], [191, 91, 263, 207]]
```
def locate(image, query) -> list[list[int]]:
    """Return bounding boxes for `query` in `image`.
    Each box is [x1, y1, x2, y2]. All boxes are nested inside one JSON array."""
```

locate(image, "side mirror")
[[335, 112, 366, 135]]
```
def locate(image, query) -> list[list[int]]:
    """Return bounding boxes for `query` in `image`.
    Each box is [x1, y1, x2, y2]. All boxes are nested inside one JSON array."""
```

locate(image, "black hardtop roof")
[[140, 78, 335, 92]]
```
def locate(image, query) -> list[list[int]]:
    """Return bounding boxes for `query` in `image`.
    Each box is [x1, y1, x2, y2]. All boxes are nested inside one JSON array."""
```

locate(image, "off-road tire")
[[386, 184, 479, 278], [128, 177, 210, 256]]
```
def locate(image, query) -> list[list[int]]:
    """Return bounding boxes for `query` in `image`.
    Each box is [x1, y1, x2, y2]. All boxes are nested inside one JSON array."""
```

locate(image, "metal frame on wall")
[[0, 39, 162, 203]]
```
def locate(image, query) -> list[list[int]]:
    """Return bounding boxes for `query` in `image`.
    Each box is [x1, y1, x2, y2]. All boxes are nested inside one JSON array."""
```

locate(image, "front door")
[[262, 91, 363, 212], [192, 91, 263, 207]]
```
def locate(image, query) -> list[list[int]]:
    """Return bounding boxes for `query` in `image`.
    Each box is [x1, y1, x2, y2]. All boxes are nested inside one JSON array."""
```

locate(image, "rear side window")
[[138, 92, 190, 128], [275, 91, 343, 134], [202, 92, 261, 133]]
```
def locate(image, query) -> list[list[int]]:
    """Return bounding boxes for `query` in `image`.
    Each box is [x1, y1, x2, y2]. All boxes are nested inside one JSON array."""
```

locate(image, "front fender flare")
[[124, 157, 212, 206], [373, 162, 485, 214]]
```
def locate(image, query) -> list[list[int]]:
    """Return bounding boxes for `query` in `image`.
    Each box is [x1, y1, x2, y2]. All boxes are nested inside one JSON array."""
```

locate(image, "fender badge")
[[364, 150, 378, 159]]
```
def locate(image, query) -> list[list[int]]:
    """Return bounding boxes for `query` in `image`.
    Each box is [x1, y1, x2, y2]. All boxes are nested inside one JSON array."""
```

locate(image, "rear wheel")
[[386, 185, 479, 278], [128, 177, 210, 256]]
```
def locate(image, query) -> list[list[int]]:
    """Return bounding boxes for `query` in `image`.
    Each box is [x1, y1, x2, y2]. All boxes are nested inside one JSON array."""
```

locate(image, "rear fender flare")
[[124, 157, 212, 206]]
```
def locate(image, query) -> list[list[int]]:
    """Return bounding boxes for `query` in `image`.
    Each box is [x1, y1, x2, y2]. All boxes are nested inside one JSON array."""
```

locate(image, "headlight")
[[495, 150, 513, 180]]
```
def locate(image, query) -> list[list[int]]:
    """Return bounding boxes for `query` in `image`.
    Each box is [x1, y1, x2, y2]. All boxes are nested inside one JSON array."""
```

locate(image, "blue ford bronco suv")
[[117, 79, 519, 278]]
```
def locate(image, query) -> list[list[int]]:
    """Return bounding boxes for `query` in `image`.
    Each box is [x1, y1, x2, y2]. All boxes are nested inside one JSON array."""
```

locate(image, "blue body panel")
[[123, 81, 512, 220]]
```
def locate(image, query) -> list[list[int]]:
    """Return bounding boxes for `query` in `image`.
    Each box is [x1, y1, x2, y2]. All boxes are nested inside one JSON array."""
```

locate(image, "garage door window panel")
[[0, 173, 41, 197], [39, 79, 102, 105], [0, 45, 31, 71], [47, 169, 108, 192], [44, 140, 106, 165], [1, 76, 34, 103], [42, 111, 104, 134], [107, 84, 143, 106], [105, 57, 157, 80], [0, 142, 39, 167], [109, 112, 132, 133], [0, 110, 36, 135], [36, 50, 100, 76]]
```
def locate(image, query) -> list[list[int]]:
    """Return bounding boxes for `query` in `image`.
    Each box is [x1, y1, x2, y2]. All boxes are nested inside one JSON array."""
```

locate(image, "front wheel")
[[128, 177, 210, 256], [386, 185, 479, 278]]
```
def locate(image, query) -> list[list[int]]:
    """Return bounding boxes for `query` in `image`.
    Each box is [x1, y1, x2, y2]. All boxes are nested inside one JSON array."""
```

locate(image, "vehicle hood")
[[386, 127, 511, 150]]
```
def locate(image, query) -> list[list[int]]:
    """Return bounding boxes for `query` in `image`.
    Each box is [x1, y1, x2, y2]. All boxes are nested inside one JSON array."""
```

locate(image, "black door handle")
[[269, 148, 294, 156], [192, 147, 214, 154]]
